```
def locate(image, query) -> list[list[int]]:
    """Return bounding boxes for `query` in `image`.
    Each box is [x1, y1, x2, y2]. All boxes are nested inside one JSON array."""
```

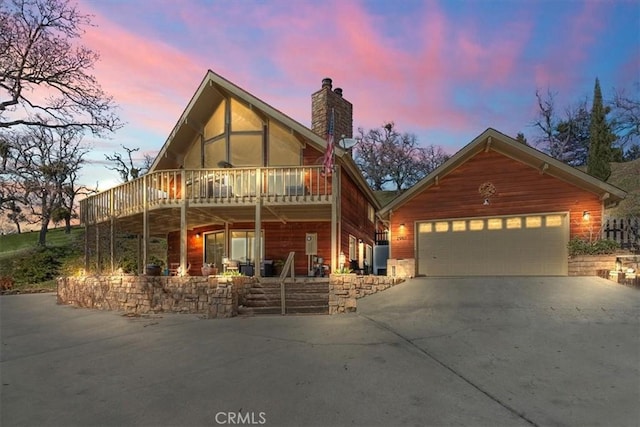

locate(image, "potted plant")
[[201, 263, 218, 276], [146, 256, 164, 276], [273, 259, 285, 276]]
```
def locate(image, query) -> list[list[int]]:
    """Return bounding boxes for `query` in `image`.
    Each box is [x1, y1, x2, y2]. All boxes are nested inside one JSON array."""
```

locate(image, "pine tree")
[[586, 78, 615, 180]]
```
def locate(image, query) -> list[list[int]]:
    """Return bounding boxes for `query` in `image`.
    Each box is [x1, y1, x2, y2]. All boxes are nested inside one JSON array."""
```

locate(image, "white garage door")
[[417, 213, 569, 276]]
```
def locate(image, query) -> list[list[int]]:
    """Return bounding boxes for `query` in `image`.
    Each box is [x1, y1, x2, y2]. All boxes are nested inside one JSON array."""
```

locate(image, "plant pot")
[[146, 264, 162, 276], [201, 266, 218, 276]]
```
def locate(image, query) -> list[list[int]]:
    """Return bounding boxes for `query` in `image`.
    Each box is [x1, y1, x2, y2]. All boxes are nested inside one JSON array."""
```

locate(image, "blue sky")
[[77, 0, 639, 189]]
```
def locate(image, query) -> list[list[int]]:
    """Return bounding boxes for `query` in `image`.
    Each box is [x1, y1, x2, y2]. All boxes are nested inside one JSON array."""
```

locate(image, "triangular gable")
[[380, 128, 626, 215], [151, 70, 330, 172], [149, 69, 381, 209]]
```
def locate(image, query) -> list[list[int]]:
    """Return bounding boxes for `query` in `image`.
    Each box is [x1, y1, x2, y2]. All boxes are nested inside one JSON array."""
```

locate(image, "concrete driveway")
[[1, 277, 638, 427]]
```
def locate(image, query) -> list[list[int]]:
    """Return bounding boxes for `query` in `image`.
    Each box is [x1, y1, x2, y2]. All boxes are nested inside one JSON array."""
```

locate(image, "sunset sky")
[[77, 0, 639, 188]]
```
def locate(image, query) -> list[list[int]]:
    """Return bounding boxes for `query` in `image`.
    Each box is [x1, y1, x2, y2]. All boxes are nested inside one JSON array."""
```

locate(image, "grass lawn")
[[0, 226, 83, 258], [0, 227, 83, 294]]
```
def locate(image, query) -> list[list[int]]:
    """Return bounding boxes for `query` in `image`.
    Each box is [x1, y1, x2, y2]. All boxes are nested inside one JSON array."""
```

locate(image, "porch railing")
[[80, 166, 332, 225]]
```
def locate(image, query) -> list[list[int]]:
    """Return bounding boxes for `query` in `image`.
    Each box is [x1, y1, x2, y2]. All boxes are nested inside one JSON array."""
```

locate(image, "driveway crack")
[[358, 313, 539, 427]]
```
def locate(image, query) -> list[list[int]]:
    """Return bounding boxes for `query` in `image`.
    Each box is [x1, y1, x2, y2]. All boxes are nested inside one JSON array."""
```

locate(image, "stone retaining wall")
[[329, 274, 403, 314], [568, 255, 618, 276], [57, 275, 254, 318]]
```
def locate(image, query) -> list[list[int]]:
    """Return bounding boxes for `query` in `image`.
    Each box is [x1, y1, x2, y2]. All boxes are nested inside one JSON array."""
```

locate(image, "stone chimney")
[[311, 78, 353, 140]]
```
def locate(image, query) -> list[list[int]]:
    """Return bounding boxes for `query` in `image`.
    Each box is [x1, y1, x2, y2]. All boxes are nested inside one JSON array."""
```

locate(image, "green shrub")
[[568, 238, 620, 256], [11, 247, 65, 284]]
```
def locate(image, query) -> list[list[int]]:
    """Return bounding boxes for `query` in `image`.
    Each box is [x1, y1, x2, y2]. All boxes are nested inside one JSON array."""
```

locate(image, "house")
[[81, 72, 628, 280], [379, 128, 627, 276], [80, 71, 380, 277]]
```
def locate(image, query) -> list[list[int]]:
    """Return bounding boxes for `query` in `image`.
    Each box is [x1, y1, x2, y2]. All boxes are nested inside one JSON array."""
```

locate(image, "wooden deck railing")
[[80, 166, 332, 225]]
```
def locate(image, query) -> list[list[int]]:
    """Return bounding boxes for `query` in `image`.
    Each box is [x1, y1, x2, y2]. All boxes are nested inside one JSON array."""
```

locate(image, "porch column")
[[110, 188, 115, 273], [330, 168, 339, 272], [142, 174, 149, 273], [84, 222, 89, 273], [95, 223, 100, 274], [254, 183, 262, 278], [180, 171, 188, 272]]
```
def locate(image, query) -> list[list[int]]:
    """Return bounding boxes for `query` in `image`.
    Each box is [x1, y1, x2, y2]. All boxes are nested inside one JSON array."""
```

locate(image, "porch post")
[[330, 168, 339, 272], [254, 169, 262, 278], [84, 222, 89, 273], [95, 223, 100, 274], [142, 174, 149, 273], [110, 188, 115, 272], [180, 171, 188, 272]]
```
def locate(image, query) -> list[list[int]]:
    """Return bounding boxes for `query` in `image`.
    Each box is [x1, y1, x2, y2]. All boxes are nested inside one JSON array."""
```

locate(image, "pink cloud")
[[534, 1, 607, 91], [78, 1, 207, 139]]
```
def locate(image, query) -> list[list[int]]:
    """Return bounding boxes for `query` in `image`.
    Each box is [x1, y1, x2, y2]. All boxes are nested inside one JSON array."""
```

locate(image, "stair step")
[[238, 305, 329, 316], [238, 279, 330, 315]]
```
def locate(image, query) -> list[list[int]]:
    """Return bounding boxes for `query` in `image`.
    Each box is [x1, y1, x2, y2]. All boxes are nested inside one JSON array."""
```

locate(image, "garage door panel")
[[417, 214, 568, 276]]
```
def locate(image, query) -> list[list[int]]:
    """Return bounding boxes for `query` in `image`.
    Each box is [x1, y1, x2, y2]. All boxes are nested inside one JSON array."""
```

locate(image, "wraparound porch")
[[80, 166, 340, 276]]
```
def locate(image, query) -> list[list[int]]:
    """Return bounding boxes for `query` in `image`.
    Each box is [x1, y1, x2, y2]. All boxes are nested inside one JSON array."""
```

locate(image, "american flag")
[[322, 109, 335, 176]]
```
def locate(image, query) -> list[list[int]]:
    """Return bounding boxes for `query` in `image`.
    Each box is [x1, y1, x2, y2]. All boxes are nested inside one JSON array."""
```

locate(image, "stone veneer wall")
[[568, 255, 618, 276], [57, 275, 255, 318], [329, 274, 404, 314], [386, 259, 415, 278]]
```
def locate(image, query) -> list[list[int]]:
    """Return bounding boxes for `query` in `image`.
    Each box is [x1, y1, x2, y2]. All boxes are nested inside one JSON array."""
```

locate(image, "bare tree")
[[385, 130, 428, 192], [354, 124, 393, 191], [354, 122, 449, 193], [532, 89, 591, 166], [0, 0, 121, 134], [610, 85, 640, 158], [4, 125, 87, 245], [105, 145, 152, 182], [6, 199, 26, 233]]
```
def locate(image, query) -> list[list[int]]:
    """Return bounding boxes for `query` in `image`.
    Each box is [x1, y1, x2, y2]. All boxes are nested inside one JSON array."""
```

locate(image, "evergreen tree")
[[587, 78, 616, 180]]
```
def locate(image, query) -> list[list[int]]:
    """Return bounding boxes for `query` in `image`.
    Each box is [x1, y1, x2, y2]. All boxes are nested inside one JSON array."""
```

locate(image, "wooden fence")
[[603, 217, 639, 252]]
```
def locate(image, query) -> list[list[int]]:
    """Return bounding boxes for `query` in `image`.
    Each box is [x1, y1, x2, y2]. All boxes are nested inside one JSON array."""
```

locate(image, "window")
[[268, 122, 301, 166], [452, 220, 466, 231], [230, 134, 263, 166], [204, 231, 226, 268], [546, 215, 563, 227], [204, 138, 225, 168], [488, 218, 502, 230], [348, 235, 357, 260], [525, 216, 542, 228], [184, 135, 202, 168], [230, 99, 262, 131], [435, 222, 449, 232], [204, 103, 225, 140], [419, 223, 432, 233], [506, 217, 522, 229], [469, 220, 484, 231], [367, 204, 375, 223], [230, 230, 263, 264]]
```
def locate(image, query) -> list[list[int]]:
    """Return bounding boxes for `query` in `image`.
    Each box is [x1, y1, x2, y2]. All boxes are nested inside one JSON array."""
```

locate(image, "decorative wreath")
[[478, 182, 496, 199]]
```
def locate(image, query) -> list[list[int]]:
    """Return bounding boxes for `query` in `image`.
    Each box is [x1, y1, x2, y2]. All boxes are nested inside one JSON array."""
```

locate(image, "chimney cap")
[[322, 78, 332, 89], [334, 88, 343, 97]]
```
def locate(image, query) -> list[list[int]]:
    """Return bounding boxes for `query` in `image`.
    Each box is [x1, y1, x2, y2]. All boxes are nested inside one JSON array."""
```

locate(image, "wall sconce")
[[195, 232, 201, 238], [582, 211, 590, 221], [358, 238, 363, 244], [399, 223, 405, 228]]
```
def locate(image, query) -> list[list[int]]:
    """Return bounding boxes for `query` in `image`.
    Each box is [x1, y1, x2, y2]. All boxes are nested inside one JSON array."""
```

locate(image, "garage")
[[380, 129, 627, 278], [416, 213, 569, 276]]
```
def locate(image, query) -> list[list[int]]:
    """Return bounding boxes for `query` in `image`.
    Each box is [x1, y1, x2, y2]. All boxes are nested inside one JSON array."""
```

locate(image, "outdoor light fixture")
[[399, 223, 405, 228], [582, 211, 590, 221], [339, 252, 346, 269], [195, 232, 201, 238]]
